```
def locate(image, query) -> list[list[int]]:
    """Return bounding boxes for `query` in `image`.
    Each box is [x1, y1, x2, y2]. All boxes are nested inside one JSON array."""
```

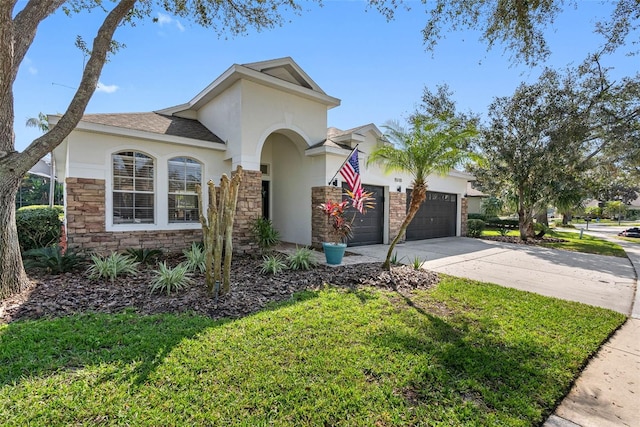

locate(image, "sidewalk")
[[544, 233, 640, 427]]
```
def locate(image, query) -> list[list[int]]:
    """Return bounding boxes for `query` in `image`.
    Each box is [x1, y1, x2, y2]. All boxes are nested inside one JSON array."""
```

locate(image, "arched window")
[[168, 157, 201, 223], [112, 151, 155, 224]]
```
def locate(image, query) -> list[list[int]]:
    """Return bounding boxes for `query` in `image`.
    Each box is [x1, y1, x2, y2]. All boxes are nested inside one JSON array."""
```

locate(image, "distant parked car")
[[618, 227, 640, 238]]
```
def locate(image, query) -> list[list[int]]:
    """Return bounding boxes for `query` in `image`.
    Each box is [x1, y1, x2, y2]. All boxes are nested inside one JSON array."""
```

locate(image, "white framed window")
[[112, 151, 155, 224], [168, 157, 202, 223]]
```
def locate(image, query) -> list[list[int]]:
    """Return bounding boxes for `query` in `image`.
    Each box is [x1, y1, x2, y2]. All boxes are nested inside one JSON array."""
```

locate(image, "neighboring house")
[[465, 182, 488, 215], [51, 57, 473, 254]]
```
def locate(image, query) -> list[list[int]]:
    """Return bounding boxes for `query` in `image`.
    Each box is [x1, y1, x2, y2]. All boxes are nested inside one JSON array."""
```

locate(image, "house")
[[465, 182, 488, 215], [51, 57, 473, 254]]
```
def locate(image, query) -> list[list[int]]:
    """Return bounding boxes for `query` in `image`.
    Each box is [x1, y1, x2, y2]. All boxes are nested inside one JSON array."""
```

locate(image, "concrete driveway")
[[347, 237, 637, 315]]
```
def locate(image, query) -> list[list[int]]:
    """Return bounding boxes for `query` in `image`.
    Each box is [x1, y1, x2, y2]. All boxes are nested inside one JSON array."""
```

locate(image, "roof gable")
[[242, 57, 324, 93], [157, 57, 340, 116]]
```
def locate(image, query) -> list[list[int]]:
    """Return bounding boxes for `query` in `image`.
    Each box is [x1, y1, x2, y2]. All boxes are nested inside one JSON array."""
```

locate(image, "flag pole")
[[328, 144, 359, 186]]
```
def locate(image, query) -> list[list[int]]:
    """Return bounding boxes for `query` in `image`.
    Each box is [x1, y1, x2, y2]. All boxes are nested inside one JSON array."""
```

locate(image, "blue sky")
[[13, 0, 638, 152]]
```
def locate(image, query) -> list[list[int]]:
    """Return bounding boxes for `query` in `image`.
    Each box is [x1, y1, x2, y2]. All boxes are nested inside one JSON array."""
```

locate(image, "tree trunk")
[[382, 181, 427, 270], [222, 167, 242, 294], [562, 212, 572, 225], [535, 210, 548, 238], [517, 189, 536, 241], [517, 209, 536, 241], [0, 168, 31, 298]]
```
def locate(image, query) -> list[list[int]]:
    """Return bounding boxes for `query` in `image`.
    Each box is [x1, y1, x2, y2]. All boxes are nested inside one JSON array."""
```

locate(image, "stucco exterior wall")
[[197, 81, 242, 148]]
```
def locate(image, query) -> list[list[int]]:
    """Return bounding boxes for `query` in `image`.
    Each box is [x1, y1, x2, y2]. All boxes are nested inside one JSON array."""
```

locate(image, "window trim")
[[111, 150, 156, 226], [167, 156, 202, 224], [105, 147, 206, 232]]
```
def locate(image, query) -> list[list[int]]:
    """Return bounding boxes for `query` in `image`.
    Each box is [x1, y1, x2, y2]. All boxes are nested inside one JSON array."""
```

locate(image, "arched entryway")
[[259, 129, 312, 245]]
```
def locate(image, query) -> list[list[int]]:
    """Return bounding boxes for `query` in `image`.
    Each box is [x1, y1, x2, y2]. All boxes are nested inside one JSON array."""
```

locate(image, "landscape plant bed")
[[0, 275, 625, 426], [480, 235, 567, 244], [0, 255, 438, 324], [480, 229, 627, 257]]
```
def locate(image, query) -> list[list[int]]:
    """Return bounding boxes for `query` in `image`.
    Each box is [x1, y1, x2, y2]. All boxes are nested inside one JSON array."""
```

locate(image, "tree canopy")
[[469, 56, 640, 238], [368, 0, 639, 66]]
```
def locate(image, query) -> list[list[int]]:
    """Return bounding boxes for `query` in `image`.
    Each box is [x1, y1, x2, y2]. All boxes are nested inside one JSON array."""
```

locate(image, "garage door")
[[342, 184, 384, 246], [406, 190, 457, 240]]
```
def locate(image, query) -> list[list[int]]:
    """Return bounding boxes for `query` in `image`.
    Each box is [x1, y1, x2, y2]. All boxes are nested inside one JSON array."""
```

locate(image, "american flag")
[[340, 149, 364, 213]]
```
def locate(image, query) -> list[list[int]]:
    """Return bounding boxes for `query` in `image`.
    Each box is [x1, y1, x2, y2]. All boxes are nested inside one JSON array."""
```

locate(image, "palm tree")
[[367, 115, 478, 270], [25, 113, 55, 207]]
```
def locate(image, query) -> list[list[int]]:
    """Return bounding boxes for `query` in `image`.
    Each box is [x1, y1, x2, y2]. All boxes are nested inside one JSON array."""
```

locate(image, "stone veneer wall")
[[65, 172, 262, 254], [460, 197, 468, 237], [388, 191, 406, 243], [232, 169, 262, 253], [311, 186, 343, 248]]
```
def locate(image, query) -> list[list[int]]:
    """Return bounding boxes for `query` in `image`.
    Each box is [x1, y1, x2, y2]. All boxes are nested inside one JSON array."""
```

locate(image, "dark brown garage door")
[[342, 184, 384, 246], [406, 190, 457, 240]]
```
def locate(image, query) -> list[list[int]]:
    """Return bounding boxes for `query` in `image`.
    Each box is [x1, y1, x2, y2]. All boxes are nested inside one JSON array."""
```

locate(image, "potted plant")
[[318, 190, 374, 265]]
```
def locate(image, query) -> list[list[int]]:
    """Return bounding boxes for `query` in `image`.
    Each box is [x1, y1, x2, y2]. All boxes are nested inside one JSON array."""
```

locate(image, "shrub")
[[286, 246, 317, 271], [411, 256, 424, 270], [183, 243, 206, 274], [23, 246, 82, 274], [18, 204, 64, 216], [467, 219, 485, 237], [484, 218, 519, 229], [467, 213, 486, 221], [88, 252, 140, 283], [498, 227, 509, 236], [150, 262, 193, 296], [16, 206, 62, 252], [250, 217, 281, 253], [260, 255, 287, 275], [125, 248, 163, 264]]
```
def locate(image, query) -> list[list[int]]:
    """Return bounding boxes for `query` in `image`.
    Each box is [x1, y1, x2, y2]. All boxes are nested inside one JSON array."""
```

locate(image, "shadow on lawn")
[[0, 310, 224, 388], [0, 290, 323, 389], [375, 291, 577, 424]]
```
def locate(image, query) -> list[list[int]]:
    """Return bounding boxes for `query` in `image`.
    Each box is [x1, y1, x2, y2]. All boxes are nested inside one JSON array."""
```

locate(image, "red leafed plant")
[[318, 191, 375, 244], [318, 199, 352, 244]]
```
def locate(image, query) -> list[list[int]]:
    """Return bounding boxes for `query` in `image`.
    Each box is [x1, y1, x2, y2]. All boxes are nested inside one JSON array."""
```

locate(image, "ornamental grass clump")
[[150, 262, 193, 296], [183, 242, 206, 274], [260, 255, 288, 275], [286, 246, 317, 271], [88, 252, 139, 283]]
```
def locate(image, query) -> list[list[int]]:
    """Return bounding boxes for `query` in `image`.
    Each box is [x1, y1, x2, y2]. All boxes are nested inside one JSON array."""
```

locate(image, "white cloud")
[[157, 12, 172, 26], [24, 57, 38, 75], [156, 12, 185, 32], [96, 82, 119, 94]]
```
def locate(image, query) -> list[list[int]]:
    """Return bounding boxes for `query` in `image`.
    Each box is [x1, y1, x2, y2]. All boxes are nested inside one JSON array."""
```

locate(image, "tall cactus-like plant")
[[196, 165, 243, 295]]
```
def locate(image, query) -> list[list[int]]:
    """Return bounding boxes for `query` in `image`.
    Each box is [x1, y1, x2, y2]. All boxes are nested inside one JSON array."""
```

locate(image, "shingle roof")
[[306, 139, 352, 151], [80, 112, 224, 144]]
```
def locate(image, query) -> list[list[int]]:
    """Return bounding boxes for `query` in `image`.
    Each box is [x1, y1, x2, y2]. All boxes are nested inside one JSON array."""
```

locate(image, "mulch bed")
[[0, 255, 439, 324], [479, 235, 567, 245]]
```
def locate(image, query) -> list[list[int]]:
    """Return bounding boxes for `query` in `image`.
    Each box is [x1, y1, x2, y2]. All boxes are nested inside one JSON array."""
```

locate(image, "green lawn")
[[0, 278, 625, 426], [482, 229, 627, 257], [617, 236, 640, 245], [570, 219, 640, 226]]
